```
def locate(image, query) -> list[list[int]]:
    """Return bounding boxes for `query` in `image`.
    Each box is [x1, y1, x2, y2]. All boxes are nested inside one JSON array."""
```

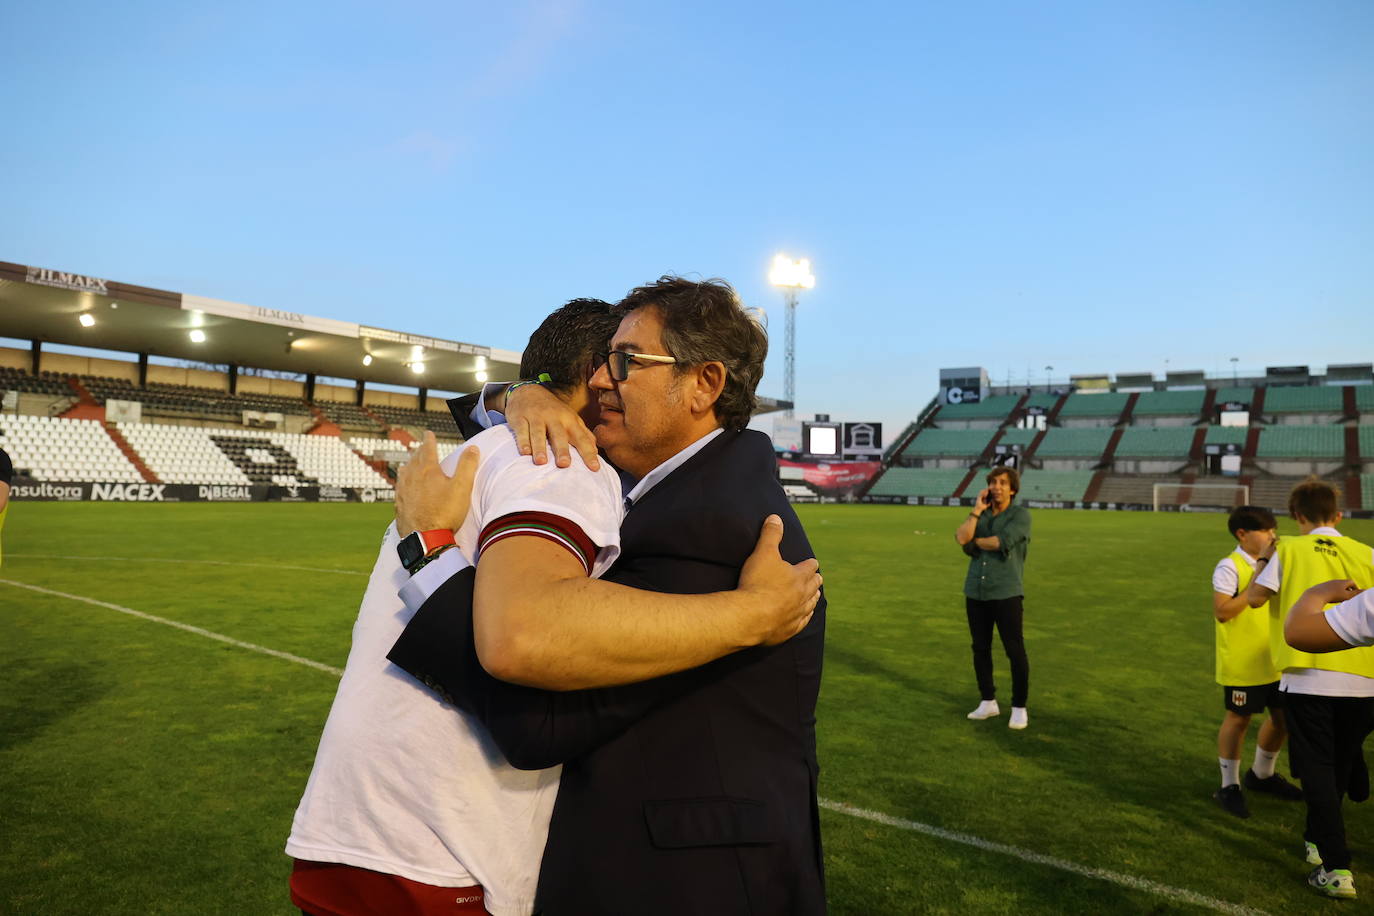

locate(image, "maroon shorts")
[[291, 859, 486, 916]]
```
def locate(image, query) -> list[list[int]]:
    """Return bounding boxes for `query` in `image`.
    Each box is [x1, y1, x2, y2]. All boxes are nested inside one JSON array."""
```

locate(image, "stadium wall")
[[8, 480, 395, 503]]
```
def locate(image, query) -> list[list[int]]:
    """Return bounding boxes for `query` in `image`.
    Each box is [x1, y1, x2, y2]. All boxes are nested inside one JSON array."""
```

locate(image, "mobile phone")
[[984, 492, 994, 506]]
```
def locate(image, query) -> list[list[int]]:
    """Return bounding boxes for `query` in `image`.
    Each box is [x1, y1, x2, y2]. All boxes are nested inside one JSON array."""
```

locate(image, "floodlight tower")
[[768, 254, 815, 418]]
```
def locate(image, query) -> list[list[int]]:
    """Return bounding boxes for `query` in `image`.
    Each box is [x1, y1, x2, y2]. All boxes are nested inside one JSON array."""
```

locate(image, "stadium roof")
[[0, 259, 792, 413], [0, 260, 520, 392]]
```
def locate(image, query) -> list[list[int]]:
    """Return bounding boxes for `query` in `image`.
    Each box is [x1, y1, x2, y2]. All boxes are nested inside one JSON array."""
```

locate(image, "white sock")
[[1219, 758, 1241, 788], [1253, 746, 1279, 779]]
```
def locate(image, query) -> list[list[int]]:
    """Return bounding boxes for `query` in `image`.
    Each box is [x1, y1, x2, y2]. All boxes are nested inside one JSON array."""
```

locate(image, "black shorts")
[[1223, 681, 1283, 716]]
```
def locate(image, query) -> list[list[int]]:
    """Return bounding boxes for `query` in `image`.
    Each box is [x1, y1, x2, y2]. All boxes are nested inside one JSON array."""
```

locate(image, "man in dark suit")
[[391, 277, 827, 915]]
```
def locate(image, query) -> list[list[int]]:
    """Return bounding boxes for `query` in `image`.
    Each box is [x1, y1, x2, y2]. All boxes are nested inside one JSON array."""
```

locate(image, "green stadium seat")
[[1255, 425, 1345, 459], [998, 427, 1039, 448], [1359, 426, 1374, 458], [1023, 392, 1060, 411], [867, 467, 968, 498], [1057, 392, 1128, 418], [1017, 471, 1093, 501], [1263, 387, 1343, 413], [1364, 474, 1374, 511], [1114, 427, 1196, 457], [1132, 390, 1205, 417], [1033, 427, 1113, 457], [935, 394, 1022, 420], [1356, 386, 1374, 412], [902, 428, 995, 458]]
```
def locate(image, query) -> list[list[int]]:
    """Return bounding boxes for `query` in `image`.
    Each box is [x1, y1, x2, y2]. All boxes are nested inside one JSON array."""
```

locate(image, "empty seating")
[[902, 428, 995, 458], [998, 428, 1039, 449], [867, 467, 967, 499], [1057, 392, 1128, 419], [0, 367, 73, 397], [0, 415, 142, 482], [1264, 387, 1343, 413], [1017, 471, 1093, 502], [1255, 426, 1344, 459], [317, 400, 386, 434], [1364, 475, 1374, 511], [1114, 427, 1196, 457], [1033, 428, 1112, 458], [934, 394, 1022, 421], [369, 404, 463, 437], [1132, 390, 1205, 417], [1212, 387, 1253, 407], [1205, 426, 1248, 446]]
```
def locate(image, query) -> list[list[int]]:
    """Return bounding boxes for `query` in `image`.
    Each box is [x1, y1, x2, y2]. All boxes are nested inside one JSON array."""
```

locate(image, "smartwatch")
[[398, 529, 457, 574]]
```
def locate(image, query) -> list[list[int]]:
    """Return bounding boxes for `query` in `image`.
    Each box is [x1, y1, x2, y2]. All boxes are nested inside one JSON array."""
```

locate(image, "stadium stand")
[[933, 393, 1023, 423], [1204, 426, 1248, 446], [1131, 389, 1205, 419], [0, 415, 142, 482], [902, 428, 996, 459], [84, 376, 313, 425], [997, 427, 1039, 449], [119, 423, 252, 485], [1113, 427, 1196, 458], [316, 400, 387, 435], [1364, 474, 1374, 510], [1017, 471, 1093, 502], [1262, 386, 1344, 415], [1255, 425, 1345, 459], [1056, 392, 1129, 420], [1212, 386, 1253, 407], [1032, 427, 1113, 459], [866, 467, 967, 499], [368, 404, 462, 437]]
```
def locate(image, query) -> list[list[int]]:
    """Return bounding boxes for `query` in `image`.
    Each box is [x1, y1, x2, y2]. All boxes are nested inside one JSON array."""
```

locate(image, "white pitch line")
[[0, 578, 344, 677], [6, 554, 367, 576], [0, 575, 1270, 915], [816, 799, 1270, 916]]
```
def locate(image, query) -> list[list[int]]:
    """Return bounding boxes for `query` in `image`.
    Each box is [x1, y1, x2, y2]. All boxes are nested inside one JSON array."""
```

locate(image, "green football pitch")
[[3, 502, 1373, 915]]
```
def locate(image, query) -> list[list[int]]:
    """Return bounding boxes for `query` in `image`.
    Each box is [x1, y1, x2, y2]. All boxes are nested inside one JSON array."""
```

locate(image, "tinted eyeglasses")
[[592, 350, 678, 382]]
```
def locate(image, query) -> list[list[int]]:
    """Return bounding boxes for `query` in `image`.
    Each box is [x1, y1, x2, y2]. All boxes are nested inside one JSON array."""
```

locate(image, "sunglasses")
[[592, 350, 678, 382]]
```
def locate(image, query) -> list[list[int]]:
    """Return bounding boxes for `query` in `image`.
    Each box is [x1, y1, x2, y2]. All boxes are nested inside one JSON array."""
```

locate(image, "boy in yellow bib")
[[1246, 479, 1374, 900], [1211, 506, 1302, 819]]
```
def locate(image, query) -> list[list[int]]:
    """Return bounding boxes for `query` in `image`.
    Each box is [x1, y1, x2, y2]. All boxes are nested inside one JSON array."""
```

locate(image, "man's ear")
[[690, 362, 727, 415]]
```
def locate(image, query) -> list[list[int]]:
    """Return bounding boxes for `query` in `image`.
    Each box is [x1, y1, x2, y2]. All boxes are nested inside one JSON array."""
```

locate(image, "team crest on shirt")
[[1232, 690, 1248, 707]]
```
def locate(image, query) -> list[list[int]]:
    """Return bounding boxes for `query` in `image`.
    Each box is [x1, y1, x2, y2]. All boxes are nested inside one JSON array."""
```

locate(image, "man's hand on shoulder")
[[736, 514, 823, 646], [395, 432, 480, 537], [506, 383, 600, 470]]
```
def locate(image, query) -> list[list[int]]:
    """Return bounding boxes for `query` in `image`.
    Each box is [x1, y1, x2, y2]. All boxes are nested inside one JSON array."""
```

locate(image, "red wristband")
[[416, 529, 456, 554]]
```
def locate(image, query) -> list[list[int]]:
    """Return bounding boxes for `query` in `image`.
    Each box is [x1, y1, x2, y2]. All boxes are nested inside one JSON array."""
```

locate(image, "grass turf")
[[2, 502, 1372, 914]]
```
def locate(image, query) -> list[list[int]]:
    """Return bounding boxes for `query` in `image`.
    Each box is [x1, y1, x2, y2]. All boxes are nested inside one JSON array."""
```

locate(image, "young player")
[[1210, 506, 1302, 818], [1246, 479, 1374, 900]]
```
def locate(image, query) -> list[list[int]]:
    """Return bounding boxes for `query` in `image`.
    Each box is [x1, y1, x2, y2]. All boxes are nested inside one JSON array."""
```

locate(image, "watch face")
[[398, 532, 424, 569]]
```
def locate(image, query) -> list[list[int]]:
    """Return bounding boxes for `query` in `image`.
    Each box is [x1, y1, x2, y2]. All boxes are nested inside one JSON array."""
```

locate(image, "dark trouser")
[[965, 595, 1029, 708], [1284, 691, 1374, 871]]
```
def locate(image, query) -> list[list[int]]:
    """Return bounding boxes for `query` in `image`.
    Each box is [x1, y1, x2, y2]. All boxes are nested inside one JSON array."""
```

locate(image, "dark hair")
[[1288, 477, 1341, 525], [615, 276, 767, 430], [519, 298, 620, 396], [1228, 505, 1276, 537], [986, 465, 1020, 496]]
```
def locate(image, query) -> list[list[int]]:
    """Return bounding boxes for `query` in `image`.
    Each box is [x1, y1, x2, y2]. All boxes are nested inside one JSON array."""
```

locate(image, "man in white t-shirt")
[[1245, 479, 1374, 900], [286, 299, 821, 916], [1287, 580, 1372, 651]]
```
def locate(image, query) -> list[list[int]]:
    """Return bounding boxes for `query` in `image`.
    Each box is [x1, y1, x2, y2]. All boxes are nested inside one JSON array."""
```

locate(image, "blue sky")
[[4, 0, 1371, 443]]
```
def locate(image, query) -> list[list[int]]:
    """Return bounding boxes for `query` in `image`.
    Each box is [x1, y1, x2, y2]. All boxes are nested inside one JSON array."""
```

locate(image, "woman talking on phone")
[[954, 465, 1033, 729]]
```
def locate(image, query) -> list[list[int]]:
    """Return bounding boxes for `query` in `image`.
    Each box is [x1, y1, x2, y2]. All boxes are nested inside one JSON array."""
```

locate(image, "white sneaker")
[[967, 700, 1000, 720], [1008, 707, 1029, 730]]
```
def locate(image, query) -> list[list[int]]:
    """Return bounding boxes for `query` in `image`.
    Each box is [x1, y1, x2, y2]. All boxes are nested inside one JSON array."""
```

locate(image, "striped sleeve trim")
[[478, 511, 599, 576]]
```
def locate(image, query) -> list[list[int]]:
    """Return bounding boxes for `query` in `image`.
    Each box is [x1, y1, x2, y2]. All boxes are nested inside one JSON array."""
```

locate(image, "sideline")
[[0, 578, 344, 677], [0, 575, 1270, 916], [5, 553, 368, 576]]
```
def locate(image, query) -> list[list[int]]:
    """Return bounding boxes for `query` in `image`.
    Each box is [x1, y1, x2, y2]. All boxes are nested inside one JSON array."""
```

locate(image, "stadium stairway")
[[104, 422, 159, 483], [305, 405, 342, 437]]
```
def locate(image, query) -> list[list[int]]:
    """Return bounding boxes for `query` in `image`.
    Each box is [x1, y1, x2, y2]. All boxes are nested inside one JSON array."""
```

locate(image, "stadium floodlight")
[[189, 329, 206, 343], [79, 313, 95, 327], [411, 361, 425, 374], [475, 370, 489, 383], [362, 354, 373, 367], [769, 254, 816, 418], [475, 355, 488, 370]]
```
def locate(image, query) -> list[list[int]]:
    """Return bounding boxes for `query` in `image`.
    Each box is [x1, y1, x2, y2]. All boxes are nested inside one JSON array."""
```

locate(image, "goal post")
[[1152, 482, 1250, 512]]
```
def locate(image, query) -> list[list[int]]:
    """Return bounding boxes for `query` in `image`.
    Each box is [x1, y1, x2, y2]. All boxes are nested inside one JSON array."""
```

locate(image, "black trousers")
[[1284, 691, 1374, 871], [965, 595, 1029, 708]]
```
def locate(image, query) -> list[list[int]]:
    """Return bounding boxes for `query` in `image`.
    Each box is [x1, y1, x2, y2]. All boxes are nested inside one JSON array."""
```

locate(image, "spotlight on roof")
[[189, 329, 207, 343], [79, 313, 95, 327], [411, 361, 425, 374], [362, 354, 373, 367], [475, 370, 489, 383]]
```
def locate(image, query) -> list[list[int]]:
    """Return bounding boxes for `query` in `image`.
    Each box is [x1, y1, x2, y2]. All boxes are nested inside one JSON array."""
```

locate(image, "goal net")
[[1151, 482, 1249, 512]]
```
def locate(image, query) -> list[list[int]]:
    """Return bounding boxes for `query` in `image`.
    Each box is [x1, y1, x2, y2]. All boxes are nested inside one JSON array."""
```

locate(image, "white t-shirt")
[[1327, 589, 1374, 649], [286, 425, 623, 916], [1254, 526, 1374, 698], [1211, 551, 1257, 597]]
